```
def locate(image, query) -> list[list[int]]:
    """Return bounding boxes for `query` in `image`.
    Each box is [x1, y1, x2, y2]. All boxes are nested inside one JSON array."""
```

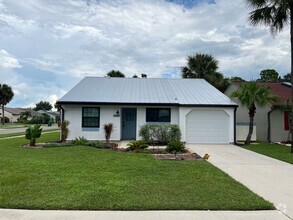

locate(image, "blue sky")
[[0, 0, 290, 108]]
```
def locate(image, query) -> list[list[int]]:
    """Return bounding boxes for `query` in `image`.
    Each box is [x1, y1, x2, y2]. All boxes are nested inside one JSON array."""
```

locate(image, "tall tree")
[[0, 84, 14, 125], [231, 82, 279, 144], [181, 53, 219, 78], [246, 0, 293, 152], [34, 101, 53, 111], [258, 69, 280, 82], [106, 70, 125, 77], [282, 73, 291, 82], [181, 53, 227, 91]]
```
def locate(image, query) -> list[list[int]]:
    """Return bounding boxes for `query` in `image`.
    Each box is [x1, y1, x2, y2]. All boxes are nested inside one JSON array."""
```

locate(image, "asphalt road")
[[0, 125, 59, 134]]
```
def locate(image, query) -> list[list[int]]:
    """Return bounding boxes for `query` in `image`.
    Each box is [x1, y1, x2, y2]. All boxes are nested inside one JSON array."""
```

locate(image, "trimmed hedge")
[[139, 124, 181, 145]]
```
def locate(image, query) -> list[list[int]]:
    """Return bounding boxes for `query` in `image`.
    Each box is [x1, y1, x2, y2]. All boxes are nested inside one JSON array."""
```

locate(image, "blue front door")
[[122, 108, 137, 140]]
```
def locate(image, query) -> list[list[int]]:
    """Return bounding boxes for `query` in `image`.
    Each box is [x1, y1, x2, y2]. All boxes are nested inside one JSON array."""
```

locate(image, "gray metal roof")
[[57, 77, 237, 106]]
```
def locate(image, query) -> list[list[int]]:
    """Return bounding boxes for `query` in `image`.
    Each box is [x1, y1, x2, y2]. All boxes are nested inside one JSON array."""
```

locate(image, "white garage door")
[[186, 110, 230, 144]]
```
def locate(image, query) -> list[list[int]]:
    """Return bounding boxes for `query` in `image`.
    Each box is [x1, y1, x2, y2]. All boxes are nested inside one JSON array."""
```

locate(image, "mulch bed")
[[153, 152, 203, 161]]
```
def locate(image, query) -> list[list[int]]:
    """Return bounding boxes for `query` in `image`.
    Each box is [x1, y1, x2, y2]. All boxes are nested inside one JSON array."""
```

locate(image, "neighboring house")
[[57, 77, 237, 144], [225, 82, 291, 142], [1, 107, 42, 122], [37, 110, 60, 122]]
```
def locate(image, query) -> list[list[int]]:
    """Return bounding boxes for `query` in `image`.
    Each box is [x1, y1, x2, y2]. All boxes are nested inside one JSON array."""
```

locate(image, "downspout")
[[60, 105, 65, 123], [234, 106, 237, 144], [267, 106, 276, 143]]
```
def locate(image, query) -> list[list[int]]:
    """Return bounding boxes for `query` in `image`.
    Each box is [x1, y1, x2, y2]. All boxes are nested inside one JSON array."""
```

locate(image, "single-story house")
[[1, 107, 42, 122], [225, 82, 291, 142], [56, 77, 237, 144], [37, 110, 60, 122]]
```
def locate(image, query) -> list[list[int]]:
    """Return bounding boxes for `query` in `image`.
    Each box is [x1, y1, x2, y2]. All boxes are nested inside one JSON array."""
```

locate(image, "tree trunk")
[[290, 7, 293, 153], [245, 105, 256, 145], [30, 138, 36, 146], [1, 104, 4, 125]]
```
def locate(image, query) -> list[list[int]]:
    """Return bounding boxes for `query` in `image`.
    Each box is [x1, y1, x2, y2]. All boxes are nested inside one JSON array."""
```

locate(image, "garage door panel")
[[186, 110, 230, 144]]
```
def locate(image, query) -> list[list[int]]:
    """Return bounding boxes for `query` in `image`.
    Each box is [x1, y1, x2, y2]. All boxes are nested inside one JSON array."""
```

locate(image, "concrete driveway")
[[187, 144, 293, 219]]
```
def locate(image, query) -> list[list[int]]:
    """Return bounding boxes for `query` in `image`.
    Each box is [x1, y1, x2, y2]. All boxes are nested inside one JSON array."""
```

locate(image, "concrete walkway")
[[0, 209, 289, 220], [0, 130, 60, 140], [187, 144, 293, 219]]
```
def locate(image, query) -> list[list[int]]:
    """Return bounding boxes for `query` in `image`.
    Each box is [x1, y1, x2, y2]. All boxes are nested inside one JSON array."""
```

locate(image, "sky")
[[0, 0, 290, 108]]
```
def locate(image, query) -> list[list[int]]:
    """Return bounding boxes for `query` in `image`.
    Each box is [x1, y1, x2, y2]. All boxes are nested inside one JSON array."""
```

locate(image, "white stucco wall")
[[179, 107, 235, 143], [63, 105, 121, 141], [63, 105, 179, 141], [136, 106, 179, 140], [270, 110, 290, 142]]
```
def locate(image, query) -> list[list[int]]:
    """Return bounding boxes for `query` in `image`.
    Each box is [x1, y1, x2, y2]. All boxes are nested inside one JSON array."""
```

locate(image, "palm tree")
[[232, 82, 279, 144], [0, 84, 14, 125], [181, 53, 219, 78], [246, 0, 293, 150], [181, 53, 227, 91]]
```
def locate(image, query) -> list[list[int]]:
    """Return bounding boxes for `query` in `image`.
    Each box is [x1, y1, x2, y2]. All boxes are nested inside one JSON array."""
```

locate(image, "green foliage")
[[25, 124, 42, 146], [0, 132, 274, 210], [0, 84, 14, 125], [88, 141, 108, 149], [127, 140, 149, 151], [132, 74, 138, 78], [231, 82, 279, 144], [106, 70, 125, 77], [104, 123, 113, 144], [33, 101, 53, 111], [231, 82, 279, 109], [61, 120, 69, 142], [181, 53, 228, 91], [166, 141, 185, 156], [139, 124, 181, 145], [258, 69, 280, 82], [0, 116, 9, 123], [282, 73, 291, 82], [18, 111, 32, 123], [72, 136, 89, 146]]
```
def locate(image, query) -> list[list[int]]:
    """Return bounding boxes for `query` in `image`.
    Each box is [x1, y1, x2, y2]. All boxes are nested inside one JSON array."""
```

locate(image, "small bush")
[[25, 124, 42, 146], [127, 140, 149, 151], [139, 124, 181, 145], [166, 140, 185, 156], [0, 116, 9, 123], [61, 120, 69, 142], [88, 141, 108, 149], [72, 136, 89, 145], [104, 123, 113, 144]]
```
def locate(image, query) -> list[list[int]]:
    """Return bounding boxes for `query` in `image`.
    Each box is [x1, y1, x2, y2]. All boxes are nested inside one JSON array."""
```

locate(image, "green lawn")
[[0, 133, 274, 210], [0, 129, 60, 139], [241, 142, 293, 164]]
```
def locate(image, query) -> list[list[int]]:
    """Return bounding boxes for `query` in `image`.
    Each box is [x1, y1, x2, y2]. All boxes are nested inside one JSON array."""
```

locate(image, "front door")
[[122, 108, 137, 140]]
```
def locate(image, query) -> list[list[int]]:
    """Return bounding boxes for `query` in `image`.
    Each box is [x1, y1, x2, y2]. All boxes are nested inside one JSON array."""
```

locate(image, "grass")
[[0, 129, 60, 139], [241, 142, 293, 164], [0, 133, 274, 210]]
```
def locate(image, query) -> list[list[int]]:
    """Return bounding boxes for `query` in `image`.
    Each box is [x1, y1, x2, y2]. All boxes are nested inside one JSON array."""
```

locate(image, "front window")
[[82, 107, 100, 127], [146, 108, 171, 122]]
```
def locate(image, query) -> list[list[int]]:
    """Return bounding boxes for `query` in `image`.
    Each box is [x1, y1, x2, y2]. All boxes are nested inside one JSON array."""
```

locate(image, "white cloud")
[[0, 49, 21, 68], [0, 0, 291, 107]]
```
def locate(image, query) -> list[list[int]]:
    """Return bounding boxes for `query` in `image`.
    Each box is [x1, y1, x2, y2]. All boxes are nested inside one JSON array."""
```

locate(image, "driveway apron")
[[187, 144, 293, 219]]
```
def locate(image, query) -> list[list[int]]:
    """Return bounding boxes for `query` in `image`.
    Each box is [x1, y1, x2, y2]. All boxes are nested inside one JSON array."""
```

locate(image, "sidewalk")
[[0, 209, 290, 220]]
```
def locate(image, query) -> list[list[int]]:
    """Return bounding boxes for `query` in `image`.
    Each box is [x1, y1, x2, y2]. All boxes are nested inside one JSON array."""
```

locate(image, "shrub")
[[72, 136, 89, 145], [166, 140, 185, 156], [104, 123, 113, 144], [139, 124, 181, 145], [25, 124, 42, 146], [0, 116, 9, 123], [61, 120, 69, 142], [169, 125, 182, 142], [127, 140, 149, 151], [88, 141, 108, 149]]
